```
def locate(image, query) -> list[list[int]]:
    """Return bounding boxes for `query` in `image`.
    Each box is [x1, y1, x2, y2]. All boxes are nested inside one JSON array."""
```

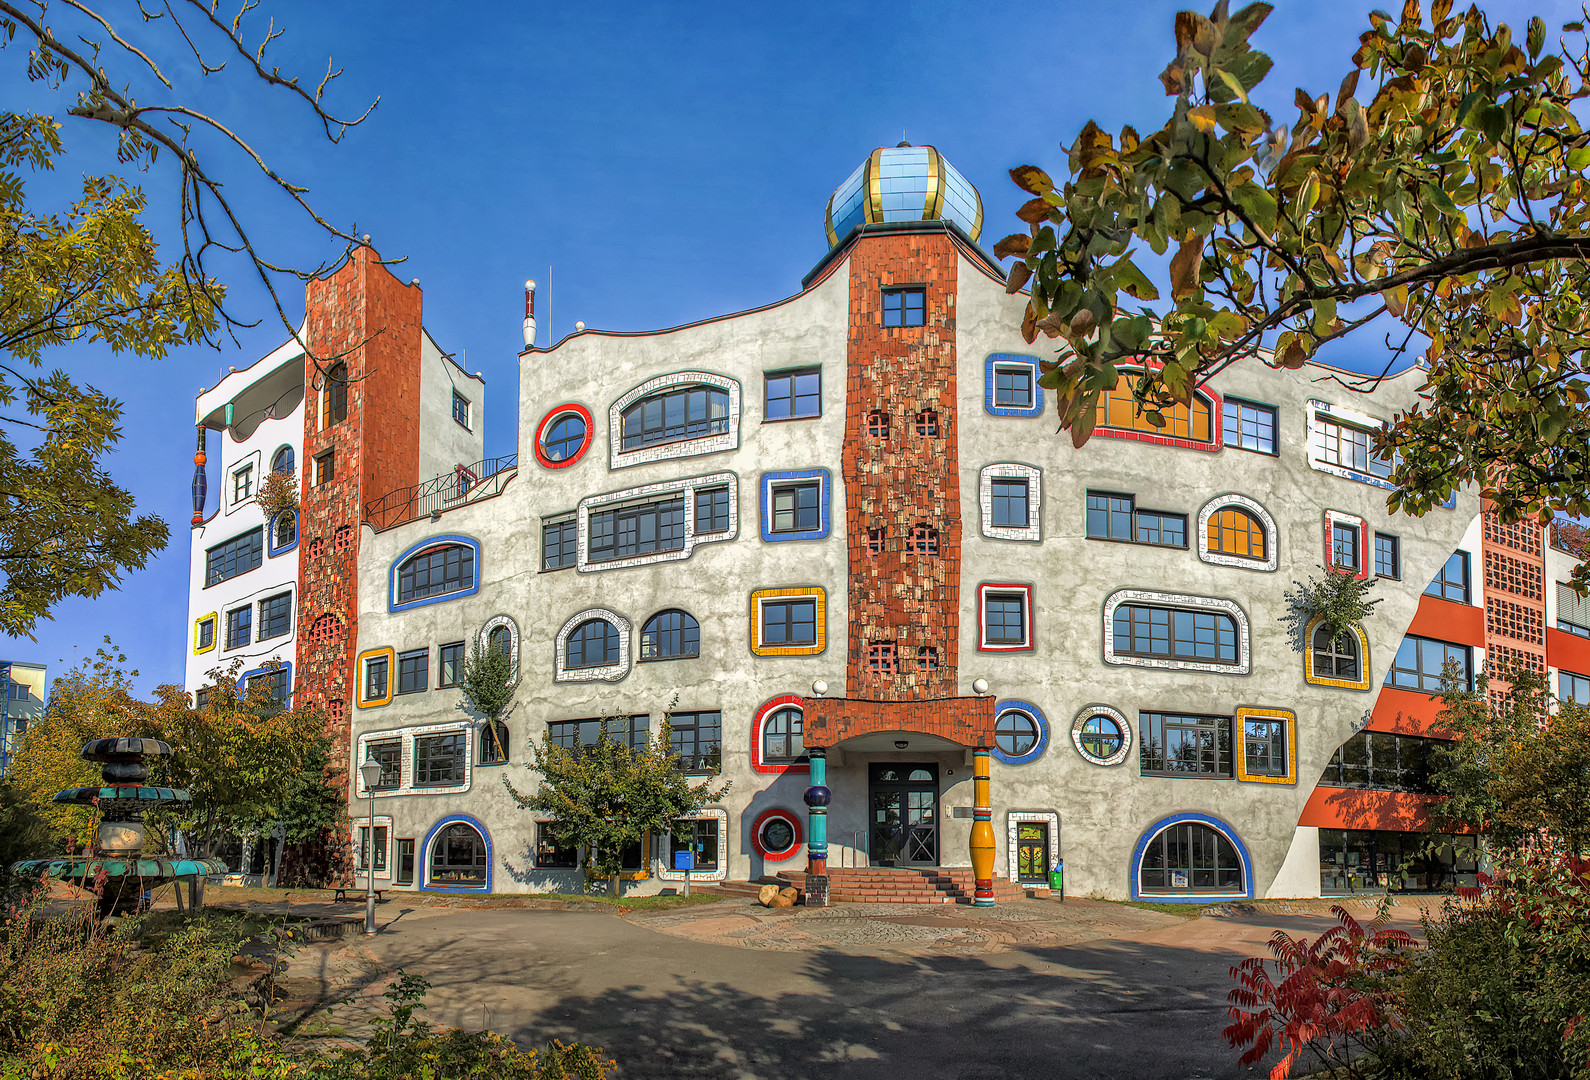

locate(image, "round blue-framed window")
[[991, 700, 1049, 765]]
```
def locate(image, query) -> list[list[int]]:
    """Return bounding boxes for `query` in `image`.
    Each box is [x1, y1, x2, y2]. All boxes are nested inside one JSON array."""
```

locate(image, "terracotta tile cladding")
[[843, 233, 961, 700], [800, 694, 996, 747], [295, 246, 425, 875], [1479, 501, 1546, 703]]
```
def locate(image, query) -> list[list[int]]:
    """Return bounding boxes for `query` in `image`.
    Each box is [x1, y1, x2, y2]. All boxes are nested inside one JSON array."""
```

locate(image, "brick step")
[[776, 868, 1028, 905], [703, 881, 769, 898]]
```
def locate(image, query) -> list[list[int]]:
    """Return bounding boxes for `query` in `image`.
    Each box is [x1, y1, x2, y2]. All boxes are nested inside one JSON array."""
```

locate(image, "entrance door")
[[869, 763, 938, 867], [1016, 823, 1049, 883]]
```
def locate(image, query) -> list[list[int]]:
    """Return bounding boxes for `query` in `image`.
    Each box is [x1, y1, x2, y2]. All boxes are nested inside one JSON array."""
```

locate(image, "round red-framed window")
[[752, 807, 803, 860], [533, 403, 593, 469]]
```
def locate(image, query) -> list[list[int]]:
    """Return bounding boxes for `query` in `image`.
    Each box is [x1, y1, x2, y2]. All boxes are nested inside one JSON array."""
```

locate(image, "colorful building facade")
[[183, 145, 1583, 901]]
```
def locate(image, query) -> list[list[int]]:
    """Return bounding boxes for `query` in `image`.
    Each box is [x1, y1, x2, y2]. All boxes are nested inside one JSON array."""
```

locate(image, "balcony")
[[364, 455, 517, 533]]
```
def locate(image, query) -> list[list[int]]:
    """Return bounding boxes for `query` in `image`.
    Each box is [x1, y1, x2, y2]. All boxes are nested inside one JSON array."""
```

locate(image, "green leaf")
[[1527, 15, 1545, 58], [1113, 256, 1160, 300]]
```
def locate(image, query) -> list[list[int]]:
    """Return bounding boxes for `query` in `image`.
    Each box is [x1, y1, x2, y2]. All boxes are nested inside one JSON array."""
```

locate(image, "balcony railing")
[[364, 455, 518, 533]]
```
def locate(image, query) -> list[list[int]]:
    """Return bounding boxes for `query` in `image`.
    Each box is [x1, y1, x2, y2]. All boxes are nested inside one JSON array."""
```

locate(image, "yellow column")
[[970, 747, 995, 905]]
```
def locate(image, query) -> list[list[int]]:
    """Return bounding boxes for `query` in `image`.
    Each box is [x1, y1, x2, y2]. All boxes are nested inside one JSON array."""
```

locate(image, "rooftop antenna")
[[546, 264, 552, 349]]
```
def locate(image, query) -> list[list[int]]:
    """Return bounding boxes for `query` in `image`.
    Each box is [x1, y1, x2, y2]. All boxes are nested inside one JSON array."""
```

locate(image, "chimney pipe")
[[522, 280, 537, 348]]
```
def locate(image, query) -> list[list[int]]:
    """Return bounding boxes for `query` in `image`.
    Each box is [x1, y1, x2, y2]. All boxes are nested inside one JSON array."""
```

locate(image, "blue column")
[[803, 748, 829, 876]]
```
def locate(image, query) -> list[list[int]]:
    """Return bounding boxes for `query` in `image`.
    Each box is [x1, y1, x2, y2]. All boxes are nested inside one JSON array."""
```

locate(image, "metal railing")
[[363, 455, 518, 532]]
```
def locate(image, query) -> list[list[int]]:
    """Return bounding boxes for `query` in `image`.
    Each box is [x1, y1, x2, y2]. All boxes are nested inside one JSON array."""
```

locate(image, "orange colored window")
[[1096, 384, 1212, 442], [1207, 508, 1266, 559]]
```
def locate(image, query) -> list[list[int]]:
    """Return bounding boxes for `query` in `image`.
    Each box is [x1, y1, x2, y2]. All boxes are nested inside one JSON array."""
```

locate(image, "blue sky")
[[3, 0, 1572, 692]]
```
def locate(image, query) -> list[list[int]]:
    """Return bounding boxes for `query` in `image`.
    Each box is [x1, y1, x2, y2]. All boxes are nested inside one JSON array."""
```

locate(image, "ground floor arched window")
[[1138, 819, 1244, 896], [429, 821, 488, 888]]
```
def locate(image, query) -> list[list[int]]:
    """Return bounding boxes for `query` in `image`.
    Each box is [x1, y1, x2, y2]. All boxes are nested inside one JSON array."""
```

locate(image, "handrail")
[[363, 455, 518, 532]]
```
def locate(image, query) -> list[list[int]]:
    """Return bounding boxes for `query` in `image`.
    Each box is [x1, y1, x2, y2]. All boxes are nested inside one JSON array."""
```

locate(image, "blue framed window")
[[267, 511, 298, 557], [240, 662, 293, 707], [991, 701, 1049, 765], [388, 535, 482, 613], [984, 355, 1044, 418], [759, 470, 830, 542]]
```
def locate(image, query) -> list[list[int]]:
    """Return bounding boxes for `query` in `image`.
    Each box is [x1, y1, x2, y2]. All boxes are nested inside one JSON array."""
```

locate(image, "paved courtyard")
[[253, 893, 1430, 1080]]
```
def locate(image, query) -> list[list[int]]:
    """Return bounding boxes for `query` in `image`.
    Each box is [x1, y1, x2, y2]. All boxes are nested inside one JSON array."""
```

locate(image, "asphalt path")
[[344, 903, 1371, 1080]]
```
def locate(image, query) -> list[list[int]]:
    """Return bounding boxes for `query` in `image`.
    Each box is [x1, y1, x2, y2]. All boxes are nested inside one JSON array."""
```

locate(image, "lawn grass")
[[189, 882, 725, 913], [1112, 899, 1202, 918]]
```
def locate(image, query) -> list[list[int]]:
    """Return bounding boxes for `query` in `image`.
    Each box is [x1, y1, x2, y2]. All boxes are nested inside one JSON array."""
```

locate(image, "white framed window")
[[478, 614, 521, 685], [658, 808, 730, 882], [1102, 589, 1251, 675], [1196, 494, 1279, 572], [554, 608, 631, 683], [1306, 399, 1396, 489], [979, 463, 1042, 542], [352, 815, 394, 875], [609, 371, 740, 469], [354, 723, 472, 798], [577, 473, 737, 572]]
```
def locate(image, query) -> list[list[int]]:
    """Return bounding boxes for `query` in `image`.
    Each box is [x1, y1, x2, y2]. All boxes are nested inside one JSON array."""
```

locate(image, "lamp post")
[[359, 754, 383, 936]]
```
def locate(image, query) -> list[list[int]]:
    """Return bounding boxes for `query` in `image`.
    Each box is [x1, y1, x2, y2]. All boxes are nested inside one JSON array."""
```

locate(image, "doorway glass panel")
[[869, 763, 938, 866], [1016, 823, 1049, 883]]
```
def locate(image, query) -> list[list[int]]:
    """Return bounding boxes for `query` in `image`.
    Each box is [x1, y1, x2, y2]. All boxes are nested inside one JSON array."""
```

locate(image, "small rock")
[[779, 887, 800, 904], [758, 884, 782, 907]]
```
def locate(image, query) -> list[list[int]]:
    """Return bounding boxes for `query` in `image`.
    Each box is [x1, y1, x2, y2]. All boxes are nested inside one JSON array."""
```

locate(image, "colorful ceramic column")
[[971, 746, 995, 906], [803, 748, 830, 907], [190, 427, 207, 527]]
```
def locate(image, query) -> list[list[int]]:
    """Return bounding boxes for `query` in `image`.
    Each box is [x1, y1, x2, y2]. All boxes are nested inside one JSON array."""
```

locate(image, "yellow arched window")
[[1207, 508, 1266, 560], [1096, 383, 1212, 442]]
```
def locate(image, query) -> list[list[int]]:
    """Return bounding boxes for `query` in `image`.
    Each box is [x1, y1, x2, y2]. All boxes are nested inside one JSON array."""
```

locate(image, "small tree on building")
[[460, 635, 513, 762]]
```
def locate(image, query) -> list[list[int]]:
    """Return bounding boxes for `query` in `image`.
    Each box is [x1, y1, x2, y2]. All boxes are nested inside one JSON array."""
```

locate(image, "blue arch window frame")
[[418, 813, 493, 893], [238, 661, 293, 706], [985, 354, 1045, 418], [759, 469, 831, 542], [388, 534, 482, 613], [1129, 812, 1252, 903], [267, 509, 299, 557], [991, 699, 1049, 765]]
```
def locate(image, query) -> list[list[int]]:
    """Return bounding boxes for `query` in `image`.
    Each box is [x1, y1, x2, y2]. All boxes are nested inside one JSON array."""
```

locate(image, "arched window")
[[1096, 380, 1212, 442], [271, 446, 295, 475], [909, 523, 939, 556], [640, 610, 700, 661], [1207, 507, 1266, 560], [429, 822, 487, 888], [480, 721, 510, 765], [324, 363, 348, 426], [620, 385, 730, 451], [763, 706, 805, 763], [273, 511, 297, 549], [488, 624, 510, 659], [567, 619, 618, 669], [1312, 624, 1361, 680], [397, 543, 475, 605], [995, 710, 1039, 756], [1139, 820, 1244, 895]]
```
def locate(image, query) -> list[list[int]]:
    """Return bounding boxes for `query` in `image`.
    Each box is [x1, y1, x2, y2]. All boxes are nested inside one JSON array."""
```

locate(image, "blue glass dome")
[[824, 144, 983, 247]]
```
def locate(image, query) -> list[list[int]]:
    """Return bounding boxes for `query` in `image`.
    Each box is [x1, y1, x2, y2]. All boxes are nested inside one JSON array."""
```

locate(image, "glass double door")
[[870, 763, 938, 867]]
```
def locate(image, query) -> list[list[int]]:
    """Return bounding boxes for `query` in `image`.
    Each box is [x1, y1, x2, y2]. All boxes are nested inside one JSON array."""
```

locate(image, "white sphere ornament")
[[811, 679, 828, 697], [972, 678, 989, 696]]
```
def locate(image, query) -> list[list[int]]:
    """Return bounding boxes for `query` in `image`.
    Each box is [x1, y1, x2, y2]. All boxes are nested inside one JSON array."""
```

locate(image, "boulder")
[[779, 886, 800, 904], [758, 883, 782, 907], [769, 891, 796, 908]]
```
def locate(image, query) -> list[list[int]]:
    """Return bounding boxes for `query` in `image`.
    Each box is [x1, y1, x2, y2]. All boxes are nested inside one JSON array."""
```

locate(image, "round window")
[[1078, 715, 1123, 760], [752, 808, 803, 860], [994, 711, 1038, 756], [1070, 704, 1133, 767], [533, 404, 593, 468], [762, 819, 794, 853]]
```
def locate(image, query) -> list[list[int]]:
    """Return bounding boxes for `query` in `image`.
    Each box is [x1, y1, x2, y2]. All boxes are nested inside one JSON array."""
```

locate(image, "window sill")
[[1138, 772, 1235, 781], [761, 414, 821, 424], [475, 760, 509, 769], [539, 565, 576, 573]]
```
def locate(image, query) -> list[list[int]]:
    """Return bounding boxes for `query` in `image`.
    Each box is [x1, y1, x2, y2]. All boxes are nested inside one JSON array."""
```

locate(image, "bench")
[[332, 887, 384, 903]]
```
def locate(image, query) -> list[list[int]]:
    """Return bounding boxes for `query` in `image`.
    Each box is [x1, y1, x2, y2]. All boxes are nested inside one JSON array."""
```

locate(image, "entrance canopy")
[[800, 695, 996, 750]]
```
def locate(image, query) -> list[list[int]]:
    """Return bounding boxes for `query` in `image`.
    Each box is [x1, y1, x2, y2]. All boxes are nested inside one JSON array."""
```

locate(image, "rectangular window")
[[548, 715, 650, 755], [1332, 522, 1361, 572], [1556, 580, 1590, 635], [984, 592, 1028, 646], [452, 391, 471, 428], [881, 287, 925, 327], [1374, 533, 1400, 579], [670, 817, 720, 872], [535, 822, 578, 868], [1321, 732, 1449, 792], [990, 478, 1029, 528], [993, 365, 1033, 408], [1242, 717, 1288, 778], [232, 464, 254, 503], [1424, 551, 1471, 604], [246, 668, 289, 705], [367, 738, 401, 790], [438, 641, 465, 688], [356, 825, 388, 872], [1222, 398, 1278, 454], [868, 642, 897, 674], [225, 606, 252, 650], [770, 482, 820, 533], [194, 688, 210, 710], [694, 486, 730, 534], [588, 496, 685, 563], [762, 599, 817, 646], [1318, 416, 1394, 478], [918, 646, 939, 670], [413, 732, 465, 787], [541, 516, 577, 570], [397, 649, 429, 694], [257, 592, 292, 641], [1561, 671, 1590, 705], [205, 528, 263, 586], [1387, 636, 1472, 693], [1085, 492, 1186, 547], [364, 656, 389, 702], [764, 368, 821, 421], [1140, 712, 1233, 778], [668, 711, 722, 773], [315, 450, 335, 486], [197, 617, 215, 651], [1113, 604, 1239, 665], [394, 838, 415, 884]]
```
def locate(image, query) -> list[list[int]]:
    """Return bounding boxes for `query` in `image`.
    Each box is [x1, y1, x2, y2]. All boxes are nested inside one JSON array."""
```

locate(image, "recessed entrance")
[[869, 763, 938, 866], [1016, 822, 1049, 883]]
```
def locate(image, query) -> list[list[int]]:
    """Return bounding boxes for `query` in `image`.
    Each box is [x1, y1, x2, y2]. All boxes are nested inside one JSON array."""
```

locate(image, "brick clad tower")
[[1480, 502, 1548, 697], [293, 245, 425, 879], [843, 231, 963, 699]]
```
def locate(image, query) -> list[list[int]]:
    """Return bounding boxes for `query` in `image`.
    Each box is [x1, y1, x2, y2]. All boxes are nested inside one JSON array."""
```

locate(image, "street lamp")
[[358, 753, 383, 936]]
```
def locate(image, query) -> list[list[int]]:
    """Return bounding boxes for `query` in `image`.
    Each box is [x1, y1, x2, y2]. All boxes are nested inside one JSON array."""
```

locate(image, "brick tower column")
[[1480, 504, 1548, 702]]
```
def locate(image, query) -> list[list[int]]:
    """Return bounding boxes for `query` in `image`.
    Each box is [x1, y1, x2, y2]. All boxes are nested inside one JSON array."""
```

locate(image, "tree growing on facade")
[[1277, 565, 1382, 652], [504, 715, 731, 891], [998, 1, 1590, 541], [0, 1, 379, 635], [460, 638, 513, 762]]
